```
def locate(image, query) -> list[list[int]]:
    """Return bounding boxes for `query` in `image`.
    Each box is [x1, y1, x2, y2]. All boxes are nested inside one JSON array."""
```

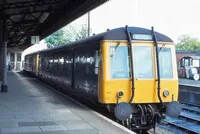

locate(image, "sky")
[[89, 0, 200, 42], [24, 0, 200, 54]]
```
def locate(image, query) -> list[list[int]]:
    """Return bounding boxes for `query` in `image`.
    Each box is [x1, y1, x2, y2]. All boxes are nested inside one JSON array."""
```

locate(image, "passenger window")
[[49, 59, 53, 63], [54, 58, 58, 63], [134, 46, 153, 79], [59, 57, 64, 64], [110, 46, 130, 79]]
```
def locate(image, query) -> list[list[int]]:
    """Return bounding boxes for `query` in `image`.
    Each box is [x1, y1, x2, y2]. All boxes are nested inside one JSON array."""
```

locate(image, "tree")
[[45, 29, 68, 48], [45, 23, 90, 48], [176, 35, 200, 51], [75, 23, 89, 40]]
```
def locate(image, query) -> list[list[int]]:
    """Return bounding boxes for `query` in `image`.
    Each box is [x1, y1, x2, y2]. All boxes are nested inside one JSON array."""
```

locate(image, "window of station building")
[[134, 46, 153, 79], [159, 47, 173, 78], [17, 53, 21, 62], [10, 53, 15, 62], [110, 46, 130, 79]]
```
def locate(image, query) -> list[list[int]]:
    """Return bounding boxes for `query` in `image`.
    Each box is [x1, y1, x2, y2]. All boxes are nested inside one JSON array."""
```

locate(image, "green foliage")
[[45, 23, 90, 48], [75, 24, 88, 40], [45, 29, 68, 48], [176, 35, 200, 51]]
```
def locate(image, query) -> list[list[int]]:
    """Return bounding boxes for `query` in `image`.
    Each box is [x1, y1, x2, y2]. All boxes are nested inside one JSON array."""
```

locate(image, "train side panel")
[[73, 42, 100, 101], [38, 50, 73, 90], [37, 42, 100, 102]]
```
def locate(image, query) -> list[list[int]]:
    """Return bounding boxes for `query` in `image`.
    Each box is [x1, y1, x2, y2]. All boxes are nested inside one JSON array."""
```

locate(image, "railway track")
[[161, 103, 200, 134]]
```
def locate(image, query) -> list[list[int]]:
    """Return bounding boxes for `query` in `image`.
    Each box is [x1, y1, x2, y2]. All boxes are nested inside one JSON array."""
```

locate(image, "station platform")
[[0, 72, 134, 134], [178, 78, 200, 107], [179, 78, 200, 87]]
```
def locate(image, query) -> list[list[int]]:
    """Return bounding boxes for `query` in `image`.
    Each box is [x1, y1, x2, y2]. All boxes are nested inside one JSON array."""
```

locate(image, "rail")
[[162, 103, 200, 134]]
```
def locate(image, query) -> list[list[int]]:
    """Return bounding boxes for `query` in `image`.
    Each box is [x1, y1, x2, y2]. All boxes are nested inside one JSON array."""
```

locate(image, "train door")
[[132, 43, 155, 103], [35, 54, 39, 75]]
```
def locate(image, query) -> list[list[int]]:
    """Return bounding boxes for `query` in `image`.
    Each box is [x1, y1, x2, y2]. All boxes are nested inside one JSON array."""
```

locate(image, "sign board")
[[31, 36, 40, 44]]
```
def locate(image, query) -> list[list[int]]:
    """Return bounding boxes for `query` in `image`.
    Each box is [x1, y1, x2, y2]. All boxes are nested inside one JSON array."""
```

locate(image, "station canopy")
[[0, 0, 108, 49]]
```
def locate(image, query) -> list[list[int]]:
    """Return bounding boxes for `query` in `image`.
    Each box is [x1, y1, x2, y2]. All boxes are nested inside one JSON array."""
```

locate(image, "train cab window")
[[110, 46, 130, 79], [159, 47, 173, 78], [134, 46, 153, 78]]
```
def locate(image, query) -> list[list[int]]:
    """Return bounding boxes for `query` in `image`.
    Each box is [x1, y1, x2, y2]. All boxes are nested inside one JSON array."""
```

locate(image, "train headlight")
[[117, 91, 124, 97], [163, 90, 169, 97]]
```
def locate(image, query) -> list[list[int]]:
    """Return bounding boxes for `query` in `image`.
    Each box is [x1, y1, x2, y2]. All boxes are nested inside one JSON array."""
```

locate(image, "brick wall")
[[176, 53, 196, 63]]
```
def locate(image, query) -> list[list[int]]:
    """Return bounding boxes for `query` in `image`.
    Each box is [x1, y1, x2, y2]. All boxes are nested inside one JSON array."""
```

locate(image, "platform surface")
[[179, 78, 200, 87], [0, 72, 133, 134]]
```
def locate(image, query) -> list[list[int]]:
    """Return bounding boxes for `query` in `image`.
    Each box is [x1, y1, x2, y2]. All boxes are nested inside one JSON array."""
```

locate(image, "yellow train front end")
[[98, 27, 181, 130], [99, 41, 178, 103]]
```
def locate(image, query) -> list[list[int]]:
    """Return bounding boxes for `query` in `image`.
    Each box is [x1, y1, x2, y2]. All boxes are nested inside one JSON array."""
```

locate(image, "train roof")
[[26, 26, 173, 55]]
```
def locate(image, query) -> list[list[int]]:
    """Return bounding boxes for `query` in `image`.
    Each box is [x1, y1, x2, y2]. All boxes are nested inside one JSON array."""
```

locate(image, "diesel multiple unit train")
[[24, 26, 181, 132]]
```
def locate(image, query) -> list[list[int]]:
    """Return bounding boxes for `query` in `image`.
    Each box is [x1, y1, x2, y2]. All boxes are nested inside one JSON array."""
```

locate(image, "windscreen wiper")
[[114, 42, 120, 50], [159, 44, 165, 52]]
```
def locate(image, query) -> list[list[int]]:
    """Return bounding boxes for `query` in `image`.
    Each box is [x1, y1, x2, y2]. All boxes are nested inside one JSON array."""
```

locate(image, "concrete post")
[[1, 41, 7, 92], [0, 40, 2, 81], [0, 47, 1, 77], [0, 21, 2, 81], [0, 15, 8, 92]]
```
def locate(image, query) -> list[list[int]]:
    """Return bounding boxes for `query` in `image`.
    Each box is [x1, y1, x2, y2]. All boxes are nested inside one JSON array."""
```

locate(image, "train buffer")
[[0, 71, 135, 134]]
